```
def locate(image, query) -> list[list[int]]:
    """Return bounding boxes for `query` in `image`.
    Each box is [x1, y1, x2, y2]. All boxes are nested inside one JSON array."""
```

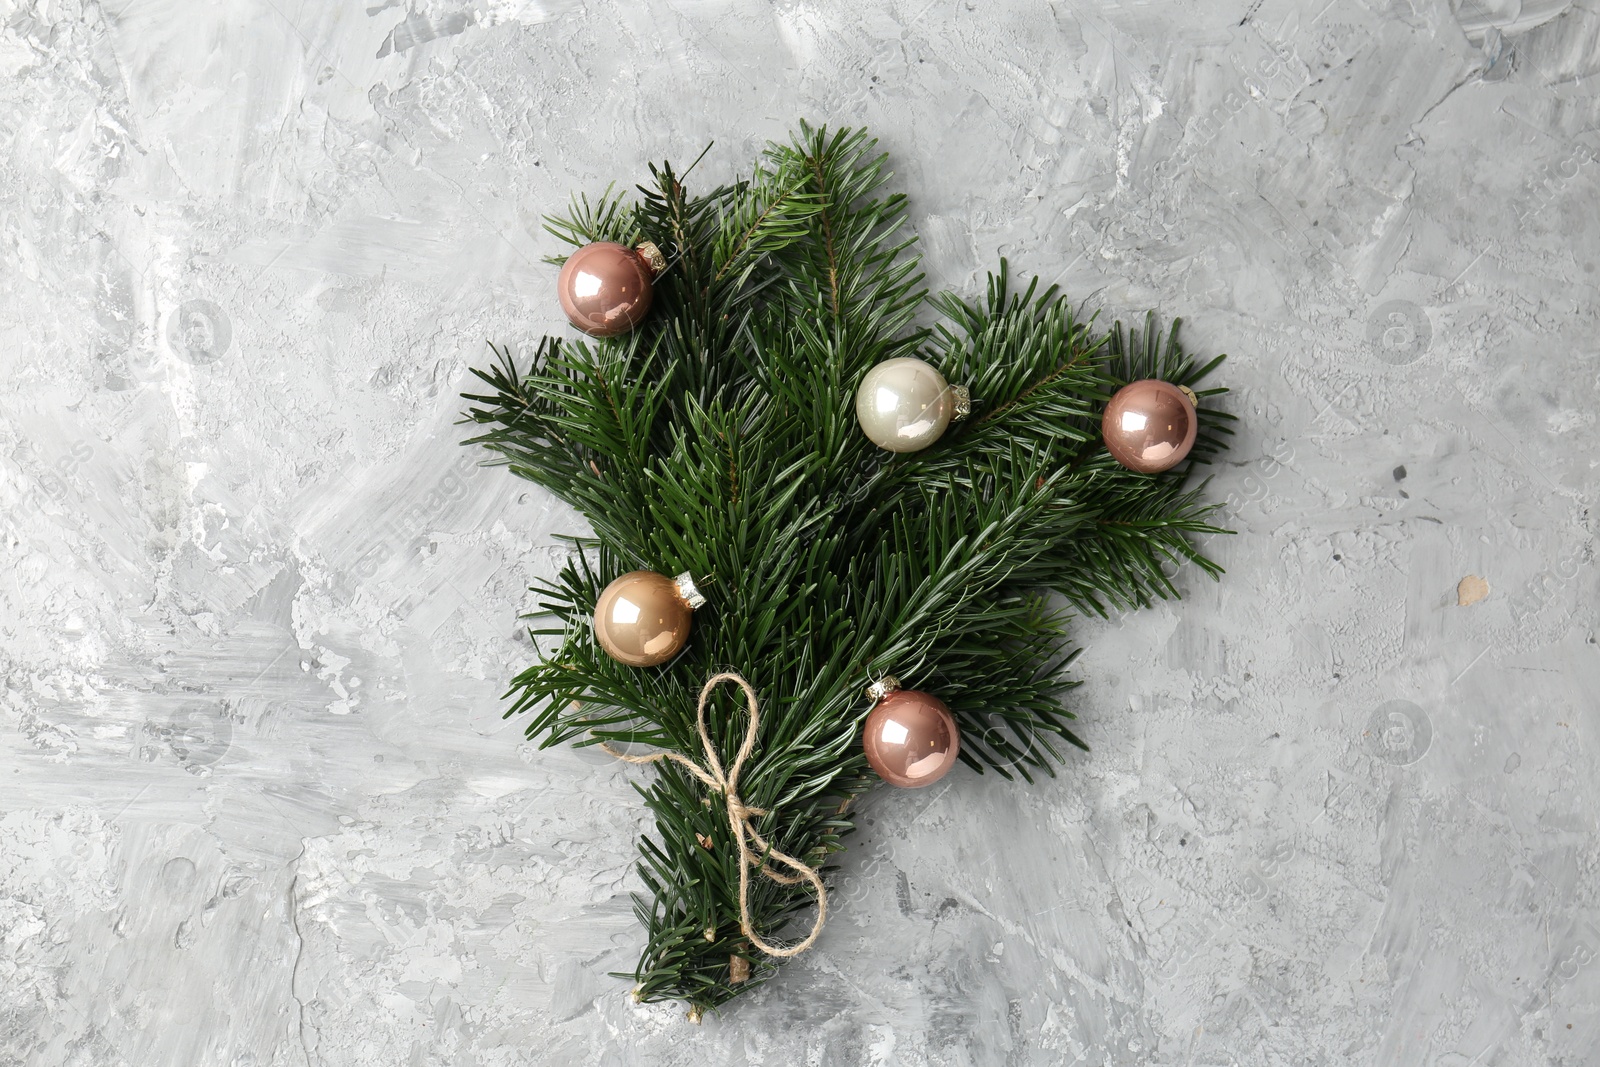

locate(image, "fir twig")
[[459, 124, 1232, 1016]]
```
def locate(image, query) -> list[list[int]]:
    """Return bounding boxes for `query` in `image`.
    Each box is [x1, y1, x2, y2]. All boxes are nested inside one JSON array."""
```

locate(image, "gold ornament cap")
[[636, 240, 667, 275], [674, 571, 706, 610], [865, 675, 901, 703], [1178, 384, 1198, 408], [949, 384, 971, 421]]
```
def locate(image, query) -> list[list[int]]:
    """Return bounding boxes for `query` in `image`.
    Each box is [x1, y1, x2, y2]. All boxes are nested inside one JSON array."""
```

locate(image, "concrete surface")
[[3, 1, 1599, 1064]]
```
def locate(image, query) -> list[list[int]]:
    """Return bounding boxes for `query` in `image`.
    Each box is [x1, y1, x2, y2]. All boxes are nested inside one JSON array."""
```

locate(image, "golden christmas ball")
[[592, 570, 704, 667]]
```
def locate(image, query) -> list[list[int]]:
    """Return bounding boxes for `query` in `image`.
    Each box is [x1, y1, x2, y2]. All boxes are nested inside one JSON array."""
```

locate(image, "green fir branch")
[[458, 124, 1233, 1017]]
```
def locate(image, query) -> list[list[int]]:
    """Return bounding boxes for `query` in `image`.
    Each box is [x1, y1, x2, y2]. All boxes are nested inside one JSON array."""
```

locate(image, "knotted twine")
[[598, 672, 827, 958]]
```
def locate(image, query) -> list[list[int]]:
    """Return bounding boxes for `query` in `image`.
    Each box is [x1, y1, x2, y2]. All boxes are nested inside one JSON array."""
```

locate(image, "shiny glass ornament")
[[1101, 379, 1198, 473], [862, 683, 961, 788], [557, 241, 665, 337], [593, 570, 704, 667], [854, 357, 970, 452]]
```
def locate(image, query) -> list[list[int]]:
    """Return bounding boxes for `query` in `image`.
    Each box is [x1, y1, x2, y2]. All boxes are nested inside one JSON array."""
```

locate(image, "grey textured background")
[[3, 0, 1598, 1064]]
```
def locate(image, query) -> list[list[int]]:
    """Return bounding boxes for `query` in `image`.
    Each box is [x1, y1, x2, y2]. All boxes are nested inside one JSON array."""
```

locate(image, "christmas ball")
[[855, 357, 970, 453], [1102, 379, 1198, 473], [862, 686, 960, 788], [557, 241, 665, 337], [593, 570, 704, 667]]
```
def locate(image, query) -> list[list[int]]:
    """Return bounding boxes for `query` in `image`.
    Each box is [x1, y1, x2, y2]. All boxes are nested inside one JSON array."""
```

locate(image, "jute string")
[[599, 672, 827, 958]]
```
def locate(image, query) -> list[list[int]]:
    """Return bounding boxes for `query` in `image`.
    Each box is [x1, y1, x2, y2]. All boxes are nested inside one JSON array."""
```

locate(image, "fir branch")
[[541, 185, 638, 261], [461, 124, 1234, 1016]]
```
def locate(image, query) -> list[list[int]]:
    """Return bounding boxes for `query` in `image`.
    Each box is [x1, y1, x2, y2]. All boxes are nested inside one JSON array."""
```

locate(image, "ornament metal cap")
[[865, 675, 901, 703], [674, 572, 707, 610], [1177, 384, 1198, 408], [949, 384, 971, 421], [636, 240, 667, 276]]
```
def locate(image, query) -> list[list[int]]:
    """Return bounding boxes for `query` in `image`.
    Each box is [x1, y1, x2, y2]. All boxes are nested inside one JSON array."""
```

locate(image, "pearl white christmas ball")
[[854, 357, 963, 453]]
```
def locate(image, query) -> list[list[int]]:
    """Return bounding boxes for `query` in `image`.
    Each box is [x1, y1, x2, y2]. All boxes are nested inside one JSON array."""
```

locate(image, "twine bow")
[[599, 672, 827, 958]]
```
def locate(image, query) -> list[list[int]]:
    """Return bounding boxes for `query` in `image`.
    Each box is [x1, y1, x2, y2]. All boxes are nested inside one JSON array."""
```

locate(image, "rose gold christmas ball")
[[593, 570, 692, 667], [557, 241, 656, 337], [862, 690, 960, 788], [1101, 379, 1199, 473]]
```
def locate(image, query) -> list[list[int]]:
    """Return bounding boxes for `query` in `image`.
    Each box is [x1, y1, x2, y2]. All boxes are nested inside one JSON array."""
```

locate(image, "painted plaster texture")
[[2, 1, 1598, 1064]]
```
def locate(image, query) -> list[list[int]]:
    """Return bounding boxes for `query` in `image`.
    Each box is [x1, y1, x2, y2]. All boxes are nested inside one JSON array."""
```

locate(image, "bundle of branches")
[[461, 123, 1231, 1019]]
